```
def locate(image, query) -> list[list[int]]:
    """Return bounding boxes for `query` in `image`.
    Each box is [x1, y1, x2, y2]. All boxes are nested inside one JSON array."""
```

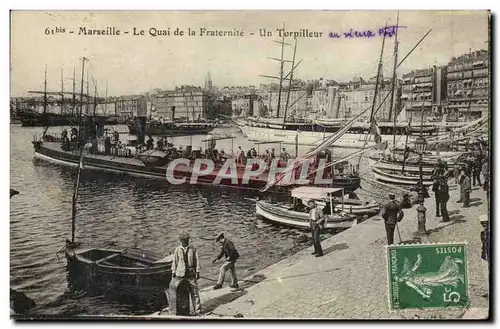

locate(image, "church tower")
[[205, 71, 213, 91]]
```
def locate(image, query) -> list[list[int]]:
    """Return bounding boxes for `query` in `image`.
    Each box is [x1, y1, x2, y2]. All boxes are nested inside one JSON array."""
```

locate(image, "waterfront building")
[[115, 95, 147, 121], [232, 94, 257, 117], [446, 49, 489, 119], [312, 86, 340, 118], [400, 68, 435, 120], [269, 88, 308, 118], [341, 81, 395, 122]]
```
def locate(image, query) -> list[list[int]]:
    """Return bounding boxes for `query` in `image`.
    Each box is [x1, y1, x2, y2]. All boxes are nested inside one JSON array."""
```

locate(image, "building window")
[[364, 96, 368, 101]]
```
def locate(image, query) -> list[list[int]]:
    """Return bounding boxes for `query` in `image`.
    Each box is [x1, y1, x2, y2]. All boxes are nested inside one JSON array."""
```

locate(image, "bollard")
[[416, 202, 427, 235], [168, 278, 192, 316]]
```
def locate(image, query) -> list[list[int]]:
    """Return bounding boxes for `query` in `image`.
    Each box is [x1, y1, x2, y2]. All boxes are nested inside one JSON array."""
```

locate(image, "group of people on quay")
[[377, 148, 490, 246], [168, 232, 240, 316]]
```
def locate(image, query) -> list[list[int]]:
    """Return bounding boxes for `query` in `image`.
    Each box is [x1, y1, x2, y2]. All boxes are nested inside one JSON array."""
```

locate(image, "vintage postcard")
[[9, 10, 490, 320]]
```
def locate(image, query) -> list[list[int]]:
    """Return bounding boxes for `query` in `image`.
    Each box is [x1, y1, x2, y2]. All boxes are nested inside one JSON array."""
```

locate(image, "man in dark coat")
[[432, 178, 442, 217], [459, 169, 472, 208], [437, 176, 450, 222], [472, 155, 482, 187], [212, 233, 240, 290], [381, 193, 404, 245]]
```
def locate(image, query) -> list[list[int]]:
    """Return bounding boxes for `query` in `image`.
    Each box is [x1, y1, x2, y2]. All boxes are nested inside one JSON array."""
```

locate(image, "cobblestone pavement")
[[210, 179, 489, 319]]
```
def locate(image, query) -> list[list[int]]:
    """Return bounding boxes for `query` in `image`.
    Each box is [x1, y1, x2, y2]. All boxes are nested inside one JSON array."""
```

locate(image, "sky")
[[10, 10, 489, 97]]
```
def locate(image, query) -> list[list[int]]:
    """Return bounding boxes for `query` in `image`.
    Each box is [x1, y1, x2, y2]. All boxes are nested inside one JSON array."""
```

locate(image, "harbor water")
[[10, 124, 382, 316]]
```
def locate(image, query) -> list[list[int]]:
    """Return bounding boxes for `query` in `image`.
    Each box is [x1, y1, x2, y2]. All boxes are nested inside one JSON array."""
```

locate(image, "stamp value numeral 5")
[[436, 246, 462, 254], [443, 287, 461, 303]]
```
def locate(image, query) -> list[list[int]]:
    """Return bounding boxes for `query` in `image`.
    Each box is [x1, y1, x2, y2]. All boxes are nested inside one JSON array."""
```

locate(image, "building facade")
[[231, 94, 256, 117], [446, 49, 489, 119], [312, 86, 340, 118], [115, 96, 147, 121], [400, 68, 434, 120], [342, 83, 395, 122], [150, 90, 212, 121], [269, 88, 308, 118]]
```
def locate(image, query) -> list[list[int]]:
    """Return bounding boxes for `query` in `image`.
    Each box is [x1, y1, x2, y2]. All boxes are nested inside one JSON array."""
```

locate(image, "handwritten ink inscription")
[[329, 25, 406, 39]]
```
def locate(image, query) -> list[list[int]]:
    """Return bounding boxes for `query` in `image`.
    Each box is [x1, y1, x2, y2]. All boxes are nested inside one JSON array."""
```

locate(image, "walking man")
[[461, 169, 472, 208], [169, 232, 201, 316], [437, 176, 450, 222], [381, 193, 404, 245], [212, 233, 240, 290], [308, 200, 325, 257], [482, 157, 490, 202], [473, 155, 482, 187]]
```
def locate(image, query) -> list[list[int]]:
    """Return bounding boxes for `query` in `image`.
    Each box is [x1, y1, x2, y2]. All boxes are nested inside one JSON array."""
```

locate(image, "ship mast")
[[43, 65, 48, 115], [276, 22, 286, 118], [86, 71, 89, 115], [72, 67, 76, 116], [104, 81, 108, 116], [389, 12, 400, 155], [61, 68, 65, 115], [356, 23, 388, 168], [72, 56, 88, 244], [283, 38, 298, 125], [93, 83, 97, 116]]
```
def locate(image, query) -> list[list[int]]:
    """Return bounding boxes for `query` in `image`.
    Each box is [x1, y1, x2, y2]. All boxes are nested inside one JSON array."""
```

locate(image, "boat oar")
[[396, 223, 402, 244]]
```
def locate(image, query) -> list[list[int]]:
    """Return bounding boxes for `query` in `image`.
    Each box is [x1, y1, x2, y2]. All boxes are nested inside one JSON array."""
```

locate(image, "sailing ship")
[[18, 66, 117, 127], [51, 58, 173, 301], [236, 25, 467, 149]]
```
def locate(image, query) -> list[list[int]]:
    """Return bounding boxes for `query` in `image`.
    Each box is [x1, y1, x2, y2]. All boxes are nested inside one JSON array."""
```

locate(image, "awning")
[[455, 90, 462, 96], [291, 186, 344, 200], [466, 90, 473, 96], [473, 61, 484, 66], [401, 94, 409, 99]]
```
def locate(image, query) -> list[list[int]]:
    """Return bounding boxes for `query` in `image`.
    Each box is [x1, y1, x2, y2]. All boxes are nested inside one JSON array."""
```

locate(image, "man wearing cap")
[[170, 232, 201, 316], [308, 200, 325, 257], [212, 233, 240, 290], [381, 193, 404, 245]]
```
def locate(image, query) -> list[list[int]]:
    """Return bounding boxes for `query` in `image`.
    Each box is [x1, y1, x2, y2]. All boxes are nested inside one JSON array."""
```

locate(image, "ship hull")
[[127, 123, 214, 137], [239, 124, 417, 149], [19, 112, 79, 127], [33, 142, 361, 192]]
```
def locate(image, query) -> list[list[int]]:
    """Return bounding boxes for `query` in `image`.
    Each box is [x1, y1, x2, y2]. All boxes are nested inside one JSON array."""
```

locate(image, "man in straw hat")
[[169, 232, 201, 316], [381, 193, 404, 245], [308, 200, 325, 257], [212, 233, 240, 290]]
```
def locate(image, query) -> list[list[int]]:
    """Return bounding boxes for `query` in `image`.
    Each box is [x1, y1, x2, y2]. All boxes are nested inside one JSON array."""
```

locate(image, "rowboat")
[[371, 166, 434, 186], [255, 187, 369, 231], [65, 241, 173, 299]]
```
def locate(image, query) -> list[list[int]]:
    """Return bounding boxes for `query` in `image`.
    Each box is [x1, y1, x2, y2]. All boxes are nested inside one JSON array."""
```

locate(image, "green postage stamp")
[[387, 242, 469, 311]]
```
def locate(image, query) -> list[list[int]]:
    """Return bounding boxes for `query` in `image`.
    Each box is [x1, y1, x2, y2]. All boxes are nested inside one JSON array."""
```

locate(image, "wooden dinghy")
[[65, 241, 173, 297], [372, 166, 434, 186], [255, 187, 363, 230], [332, 198, 381, 216], [256, 201, 358, 230]]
